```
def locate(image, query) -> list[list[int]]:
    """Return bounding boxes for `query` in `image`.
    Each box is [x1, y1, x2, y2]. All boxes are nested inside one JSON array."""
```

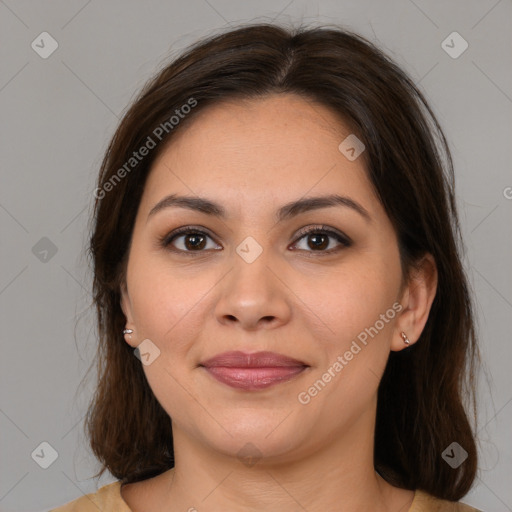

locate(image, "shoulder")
[[411, 489, 483, 512], [49, 480, 131, 511]]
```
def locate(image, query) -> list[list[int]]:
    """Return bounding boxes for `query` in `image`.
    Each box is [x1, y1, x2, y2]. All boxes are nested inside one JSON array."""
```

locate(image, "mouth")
[[199, 351, 310, 391]]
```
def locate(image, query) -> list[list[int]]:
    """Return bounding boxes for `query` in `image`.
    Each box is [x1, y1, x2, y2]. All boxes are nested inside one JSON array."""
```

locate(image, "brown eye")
[[291, 226, 352, 254], [160, 224, 351, 256], [305, 233, 329, 250], [181, 233, 207, 250], [161, 227, 221, 253]]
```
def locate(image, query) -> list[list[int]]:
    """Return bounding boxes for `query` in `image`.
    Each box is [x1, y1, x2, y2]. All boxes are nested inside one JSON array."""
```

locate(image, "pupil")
[[182, 233, 330, 251], [309, 234, 328, 250], [185, 234, 206, 250]]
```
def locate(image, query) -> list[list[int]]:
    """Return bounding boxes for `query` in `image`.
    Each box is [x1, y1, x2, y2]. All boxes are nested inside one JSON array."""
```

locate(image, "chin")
[[195, 410, 309, 464]]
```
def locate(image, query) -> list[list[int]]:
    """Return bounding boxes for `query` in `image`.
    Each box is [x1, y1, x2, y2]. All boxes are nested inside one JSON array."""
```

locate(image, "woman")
[[51, 22, 483, 511]]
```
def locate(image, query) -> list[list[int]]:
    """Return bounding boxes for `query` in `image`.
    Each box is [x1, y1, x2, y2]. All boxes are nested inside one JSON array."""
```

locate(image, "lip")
[[200, 351, 309, 390]]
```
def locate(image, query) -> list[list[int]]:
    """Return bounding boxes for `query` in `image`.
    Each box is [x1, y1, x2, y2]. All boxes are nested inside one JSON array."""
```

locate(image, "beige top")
[[49, 480, 483, 511]]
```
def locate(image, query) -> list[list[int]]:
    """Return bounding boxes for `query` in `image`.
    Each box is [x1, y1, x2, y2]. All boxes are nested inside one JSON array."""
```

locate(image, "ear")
[[120, 281, 137, 347], [392, 253, 438, 351]]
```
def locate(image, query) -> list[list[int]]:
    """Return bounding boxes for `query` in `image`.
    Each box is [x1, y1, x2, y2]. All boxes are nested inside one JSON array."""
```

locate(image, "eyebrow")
[[147, 193, 371, 223]]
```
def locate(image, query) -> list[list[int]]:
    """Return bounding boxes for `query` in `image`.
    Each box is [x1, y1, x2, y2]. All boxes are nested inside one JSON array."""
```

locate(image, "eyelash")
[[158, 225, 352, 256]]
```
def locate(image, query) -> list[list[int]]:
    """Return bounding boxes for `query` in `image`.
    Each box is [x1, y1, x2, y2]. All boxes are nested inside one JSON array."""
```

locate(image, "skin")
[[119, 93, 437, 512]]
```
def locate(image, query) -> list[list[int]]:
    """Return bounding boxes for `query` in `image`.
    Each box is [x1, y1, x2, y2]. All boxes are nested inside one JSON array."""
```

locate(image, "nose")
[[214, 248, 292, 331]]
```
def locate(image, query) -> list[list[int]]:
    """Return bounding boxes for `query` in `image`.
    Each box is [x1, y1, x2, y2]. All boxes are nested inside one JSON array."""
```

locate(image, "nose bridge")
[[230, 234, 275, 302], [215, 234, 290, 329]]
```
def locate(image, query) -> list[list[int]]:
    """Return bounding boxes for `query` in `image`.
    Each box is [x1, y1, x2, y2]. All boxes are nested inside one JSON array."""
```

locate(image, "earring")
[[123, 329, 133, 339], [400, 331, 411, 345]]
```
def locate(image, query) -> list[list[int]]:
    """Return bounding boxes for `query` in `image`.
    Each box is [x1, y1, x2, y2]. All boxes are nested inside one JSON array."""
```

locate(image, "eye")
[[160, 226, 221, 254], [159, 224, 352, 256], [290, 225, 352, 254]]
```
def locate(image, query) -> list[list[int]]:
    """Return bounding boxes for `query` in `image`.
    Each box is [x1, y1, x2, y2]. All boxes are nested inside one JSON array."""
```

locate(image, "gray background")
[[1, 1, 511, 511]]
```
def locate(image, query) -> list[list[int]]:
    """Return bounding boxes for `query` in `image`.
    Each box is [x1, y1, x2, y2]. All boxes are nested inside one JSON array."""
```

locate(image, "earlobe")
[[392, 253, 438, 351], [120, 282, 137, 347]]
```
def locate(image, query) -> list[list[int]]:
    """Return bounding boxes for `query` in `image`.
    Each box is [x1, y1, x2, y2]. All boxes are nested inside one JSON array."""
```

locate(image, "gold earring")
[[400, 331, 411, 345]]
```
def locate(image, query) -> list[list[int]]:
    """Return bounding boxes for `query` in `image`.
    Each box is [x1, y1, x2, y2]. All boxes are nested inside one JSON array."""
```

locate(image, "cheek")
[[294, 255, 401, 407], [295, 254, 401, 344], [127, 249, 207, 344], [126, 260, 206, 428]]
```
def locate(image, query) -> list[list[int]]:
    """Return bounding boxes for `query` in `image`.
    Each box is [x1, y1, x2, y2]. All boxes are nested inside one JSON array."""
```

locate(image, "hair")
[[84, 21, 480, 500]]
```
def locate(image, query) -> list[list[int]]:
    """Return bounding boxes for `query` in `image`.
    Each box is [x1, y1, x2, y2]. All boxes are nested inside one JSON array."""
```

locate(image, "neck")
[[149, 403, 412, 512]]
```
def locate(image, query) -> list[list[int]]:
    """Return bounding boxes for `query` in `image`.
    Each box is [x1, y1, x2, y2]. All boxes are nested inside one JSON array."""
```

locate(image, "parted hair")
[[85, 22, 480, 501]]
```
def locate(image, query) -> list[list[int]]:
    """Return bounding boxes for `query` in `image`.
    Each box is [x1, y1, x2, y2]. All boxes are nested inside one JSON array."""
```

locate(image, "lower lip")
[[203, 366, 307, 390]]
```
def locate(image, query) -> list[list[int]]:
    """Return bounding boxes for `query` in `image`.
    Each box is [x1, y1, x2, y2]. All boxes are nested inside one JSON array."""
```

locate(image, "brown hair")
[[84, 22, 480, 500]]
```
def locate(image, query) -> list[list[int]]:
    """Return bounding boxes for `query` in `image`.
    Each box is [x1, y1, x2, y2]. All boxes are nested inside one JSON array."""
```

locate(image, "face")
[[121, 94, 407, 462]]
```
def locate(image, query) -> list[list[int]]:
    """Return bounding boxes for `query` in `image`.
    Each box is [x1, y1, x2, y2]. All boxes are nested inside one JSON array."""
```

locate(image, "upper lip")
[[200, 351, 308, 368]]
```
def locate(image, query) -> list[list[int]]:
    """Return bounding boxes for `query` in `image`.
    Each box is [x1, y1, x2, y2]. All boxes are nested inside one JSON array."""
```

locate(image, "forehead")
[[140, 94, 380, 220], [158, 93, 355, 161]]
